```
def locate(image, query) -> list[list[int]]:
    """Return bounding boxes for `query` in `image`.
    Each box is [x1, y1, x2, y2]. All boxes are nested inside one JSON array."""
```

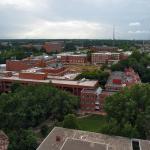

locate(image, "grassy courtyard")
[[77, 115, 107, 132]]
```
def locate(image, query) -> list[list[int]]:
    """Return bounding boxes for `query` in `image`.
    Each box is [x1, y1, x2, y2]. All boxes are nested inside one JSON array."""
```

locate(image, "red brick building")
[[41, 67, 68, 76], [61, 54, 88, 64], [80, 87, 102, 112], [0, 70, 98, 96], [19, 71, 47, 80], [80, 68, 141, 113], [43, 42, 63, 53], [0, 131, 9, 150], [91, 52, 120, 64], [6, 59, 46, 71], [120, 52, 132, 60], [90, 46, 118, 52], [105, 68, 141, 92], [80, 88, 114, 112]]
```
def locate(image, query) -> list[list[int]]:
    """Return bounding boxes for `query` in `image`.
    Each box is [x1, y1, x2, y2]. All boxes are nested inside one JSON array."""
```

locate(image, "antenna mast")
[[113, 25, 115, 47]]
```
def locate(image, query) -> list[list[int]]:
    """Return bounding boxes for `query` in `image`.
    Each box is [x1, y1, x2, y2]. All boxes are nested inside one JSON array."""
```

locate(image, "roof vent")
[[56, 136, 61, 142]]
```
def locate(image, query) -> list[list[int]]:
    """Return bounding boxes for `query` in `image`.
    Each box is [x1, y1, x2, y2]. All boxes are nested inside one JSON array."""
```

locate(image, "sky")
[[0, 0, 149, 39]]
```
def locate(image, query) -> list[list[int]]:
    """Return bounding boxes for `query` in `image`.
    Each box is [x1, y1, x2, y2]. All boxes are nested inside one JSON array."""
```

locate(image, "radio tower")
[[113, 25, 115, 47], [142, 40, 145, 52]]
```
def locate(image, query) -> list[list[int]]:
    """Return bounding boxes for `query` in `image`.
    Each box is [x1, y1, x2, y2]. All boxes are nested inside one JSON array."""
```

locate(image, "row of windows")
[[81, 107, 94, 110], [81, 101, 100, 105], [81, 95, 97, 99]]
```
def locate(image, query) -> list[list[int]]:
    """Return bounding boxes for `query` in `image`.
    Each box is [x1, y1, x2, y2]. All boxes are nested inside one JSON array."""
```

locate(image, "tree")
[[10, 82, 22, 92], [63, 42, 76, 51], [8, 129, 37, 150], [0, 84, 79, 149], [40, 125, 49, 137], [63, 114, 79, 129], [75, 70, 109, 87], [103, 83, 150, 139], [110, 50, 150, 83]]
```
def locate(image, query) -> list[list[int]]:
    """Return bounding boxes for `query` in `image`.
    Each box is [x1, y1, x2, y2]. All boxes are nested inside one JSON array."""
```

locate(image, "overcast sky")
[[0, 0, 149, 39]]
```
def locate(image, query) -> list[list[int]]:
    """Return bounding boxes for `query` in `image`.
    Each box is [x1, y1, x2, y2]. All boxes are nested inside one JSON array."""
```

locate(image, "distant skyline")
[[0, 0, 150, 40]]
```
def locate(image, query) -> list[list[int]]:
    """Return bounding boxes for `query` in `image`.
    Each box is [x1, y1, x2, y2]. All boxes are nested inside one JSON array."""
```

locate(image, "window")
[[132, 140, 140, 150]]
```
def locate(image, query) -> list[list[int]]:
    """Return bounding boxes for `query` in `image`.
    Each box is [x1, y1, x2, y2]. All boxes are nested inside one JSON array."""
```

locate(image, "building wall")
[[19, 72, 47, 80], [91, 53, 120, 64], [6, 59, 46, 71], [120, 53, 129, 60], [90, 46, 118, 52], [41, 67, 68, 76], [6, 60, 31, 71], [43, 42, 62, 53], [80, 89, 114, 112], [80, 91, 98, 111], [61, 55, 88, 64]]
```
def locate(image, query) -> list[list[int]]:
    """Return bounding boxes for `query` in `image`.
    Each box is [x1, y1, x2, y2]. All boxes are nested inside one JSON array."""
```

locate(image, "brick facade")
[[91, 52, 120, 64], [90, 46, 118, 52], [19, 72, 47, 80], [61, 55, 88, 64], [6, 59, 46, 71], [43, 42, 62, 53], [80, 87, 102, 112], [41, 67, 68, 76]]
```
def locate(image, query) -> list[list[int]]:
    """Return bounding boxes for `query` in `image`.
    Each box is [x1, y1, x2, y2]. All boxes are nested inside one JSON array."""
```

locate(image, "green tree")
[[8, 129, 37, 150], [0, 84, 79, 149], [63, 114, 79, 129], [76, 70, 109, 87], [103, 84, 150, 139], [40, 125, 49, 137], [110, 50, 150, 82]]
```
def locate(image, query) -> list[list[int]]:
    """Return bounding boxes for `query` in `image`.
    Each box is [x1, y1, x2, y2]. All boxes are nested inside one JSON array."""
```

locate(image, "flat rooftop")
[[57, 53, 87, 57], [92, 52, 120, 55], [105, 71, 126, 88], [61, 138, 107, 150], [0, 75, 98, 88], [81, 87, 102, 94], [51, 80, 98, 87], [0, 76, 51, 83], [37, 127, 150, 150]]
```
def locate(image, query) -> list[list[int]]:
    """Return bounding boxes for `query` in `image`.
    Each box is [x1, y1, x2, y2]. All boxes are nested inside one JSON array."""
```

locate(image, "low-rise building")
[[61, 54, 88, 64], [80, 87, 102, 112], [80, 68, 141, 113], [43, 41, 63, 53], [91, 52, 120, 64], [37, 127, 150, 150], [0, 71, 98, 96], [105, 68, 141, 92], [6, 55, 58, 71], [41, 66, 68, 76], [6, 58, 46, 71], [80, 88, 114, 112], [90, 46, 119, 52]]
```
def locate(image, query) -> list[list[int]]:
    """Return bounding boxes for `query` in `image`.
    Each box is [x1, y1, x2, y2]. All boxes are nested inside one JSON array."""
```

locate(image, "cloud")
[[0, 0, 150, 39], [129, 22, 141, 26], [128, 30, 150, 34], [3, 20, 113, 39], [0, 0, 34, 9], [0, 0, 48, 10]]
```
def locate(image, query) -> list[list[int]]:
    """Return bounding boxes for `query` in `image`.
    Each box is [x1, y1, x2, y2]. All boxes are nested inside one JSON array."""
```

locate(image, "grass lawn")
[[77, 115, 107, 133]]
